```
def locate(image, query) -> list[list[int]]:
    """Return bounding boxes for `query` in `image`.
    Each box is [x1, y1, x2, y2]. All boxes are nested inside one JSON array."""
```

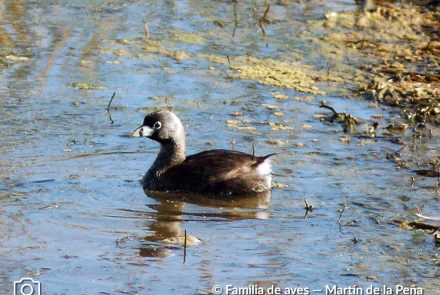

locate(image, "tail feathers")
[[261, 153, 277, 160], [253, 153, 277, 167]]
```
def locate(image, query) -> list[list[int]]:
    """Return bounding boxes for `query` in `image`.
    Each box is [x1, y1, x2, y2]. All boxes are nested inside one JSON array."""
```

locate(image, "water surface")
[[0, 1, 439, 294]]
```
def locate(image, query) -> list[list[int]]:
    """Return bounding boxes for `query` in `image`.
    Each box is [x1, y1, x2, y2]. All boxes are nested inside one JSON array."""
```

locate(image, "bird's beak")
[[131, 125, 153, 137]]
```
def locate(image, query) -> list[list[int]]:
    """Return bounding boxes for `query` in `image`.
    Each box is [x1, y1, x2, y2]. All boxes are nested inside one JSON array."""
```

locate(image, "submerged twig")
[[319, 102, 339, 118], [213, 20, 226, 28], [367, 121, 378, 137], [107, 92, 116, 111], [262, 4, 270, 21], [143, 20, 149, 38], [183, 229, 187, 264], [232, 2, 238, 38], [326, 66, 331, 83], [413, 169, 440, 178], [345, 38, 379, 49], [115, 235, 133, 247], [434, 231, 440, 245], [338, 207, 345, 224], [352, 236, 359, 244], [226, 55, 231, 68], [406, 221, 440, 231], [258, 4, 271, 35], [338, 202, 348, 224], [107, 92, 116, 124], [304, 199, 314, 219], [258, 22, 266, 36], [318, 102, 361, 133], [337, 202, 349, 234]]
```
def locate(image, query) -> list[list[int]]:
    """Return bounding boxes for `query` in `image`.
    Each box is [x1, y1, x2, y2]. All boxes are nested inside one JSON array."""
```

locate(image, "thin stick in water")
[[262, 4, 270, 21], [143, 20, 149, 38], [107, 92, 116, 111], [232, 2, 238, 38], [304, 198, 314, 219], [338, 202, 347, 224], [183, 229, 187, 264], [258, 4, 271, 35]]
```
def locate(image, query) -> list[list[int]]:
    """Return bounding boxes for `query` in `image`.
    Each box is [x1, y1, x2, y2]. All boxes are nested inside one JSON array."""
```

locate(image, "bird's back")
[[148, 149, 274, 196]]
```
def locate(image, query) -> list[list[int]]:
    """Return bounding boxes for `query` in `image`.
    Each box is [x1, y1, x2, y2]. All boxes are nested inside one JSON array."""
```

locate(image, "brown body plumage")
[[132, 110, 274, 197]]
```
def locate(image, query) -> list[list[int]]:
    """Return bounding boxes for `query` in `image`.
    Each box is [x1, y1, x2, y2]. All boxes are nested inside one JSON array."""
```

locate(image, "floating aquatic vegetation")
[[235, 126, 257, 132], [162, 235, 201, 246], [358, 139, 375, 147], [269, 122, 293, 131], [396, 220, 440, 231], [69, 82, 107, 90], [266, 139, 287, 145], [272, 92, 288, 100], [80, 60, 92, 66], [318, 102, 362, 133], [105, 60, 120, 65], [140, 39, 190, 62], [314, 4, 440, 126], [230, 56, 325, 95], [205, 54, 226, 64], [273, 182, 287, 189], [203, 54, 326, 95], [412, 158, 440, 178], [299, 5, 440, 177], [295, 96, 314, 104], [262, 103, 278, 110], [113, 49, 128, 57], [226, 119, 257, 133], [116, 39, 136, 45], [339, 136, 351, 143], [5, 55, 29, 62], [212, 20, 226, 28], [385, 123, 408, 134], [413, 169, 440, 178], [230, 112, 243, 117], [226, 119, 241, 125], [171, 30, 206, 45], [365, 122, 378, 137], [301, 124, 312, 130]]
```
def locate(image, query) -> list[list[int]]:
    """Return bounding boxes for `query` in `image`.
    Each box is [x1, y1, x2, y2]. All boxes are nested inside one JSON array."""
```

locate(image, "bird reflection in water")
[[138, 190, 271, 258]]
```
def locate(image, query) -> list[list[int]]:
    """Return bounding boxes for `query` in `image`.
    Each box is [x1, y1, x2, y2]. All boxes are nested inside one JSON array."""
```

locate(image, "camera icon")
[[13, 278, 41, 295]]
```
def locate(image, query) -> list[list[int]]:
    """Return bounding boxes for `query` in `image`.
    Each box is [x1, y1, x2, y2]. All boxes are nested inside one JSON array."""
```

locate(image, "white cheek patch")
[[132, 126, 154, 137], [141, 126, 154, 137]]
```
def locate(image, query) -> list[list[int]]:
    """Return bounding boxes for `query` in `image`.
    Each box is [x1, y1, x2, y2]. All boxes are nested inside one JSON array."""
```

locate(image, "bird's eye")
[[153, 121, 162, 130]]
